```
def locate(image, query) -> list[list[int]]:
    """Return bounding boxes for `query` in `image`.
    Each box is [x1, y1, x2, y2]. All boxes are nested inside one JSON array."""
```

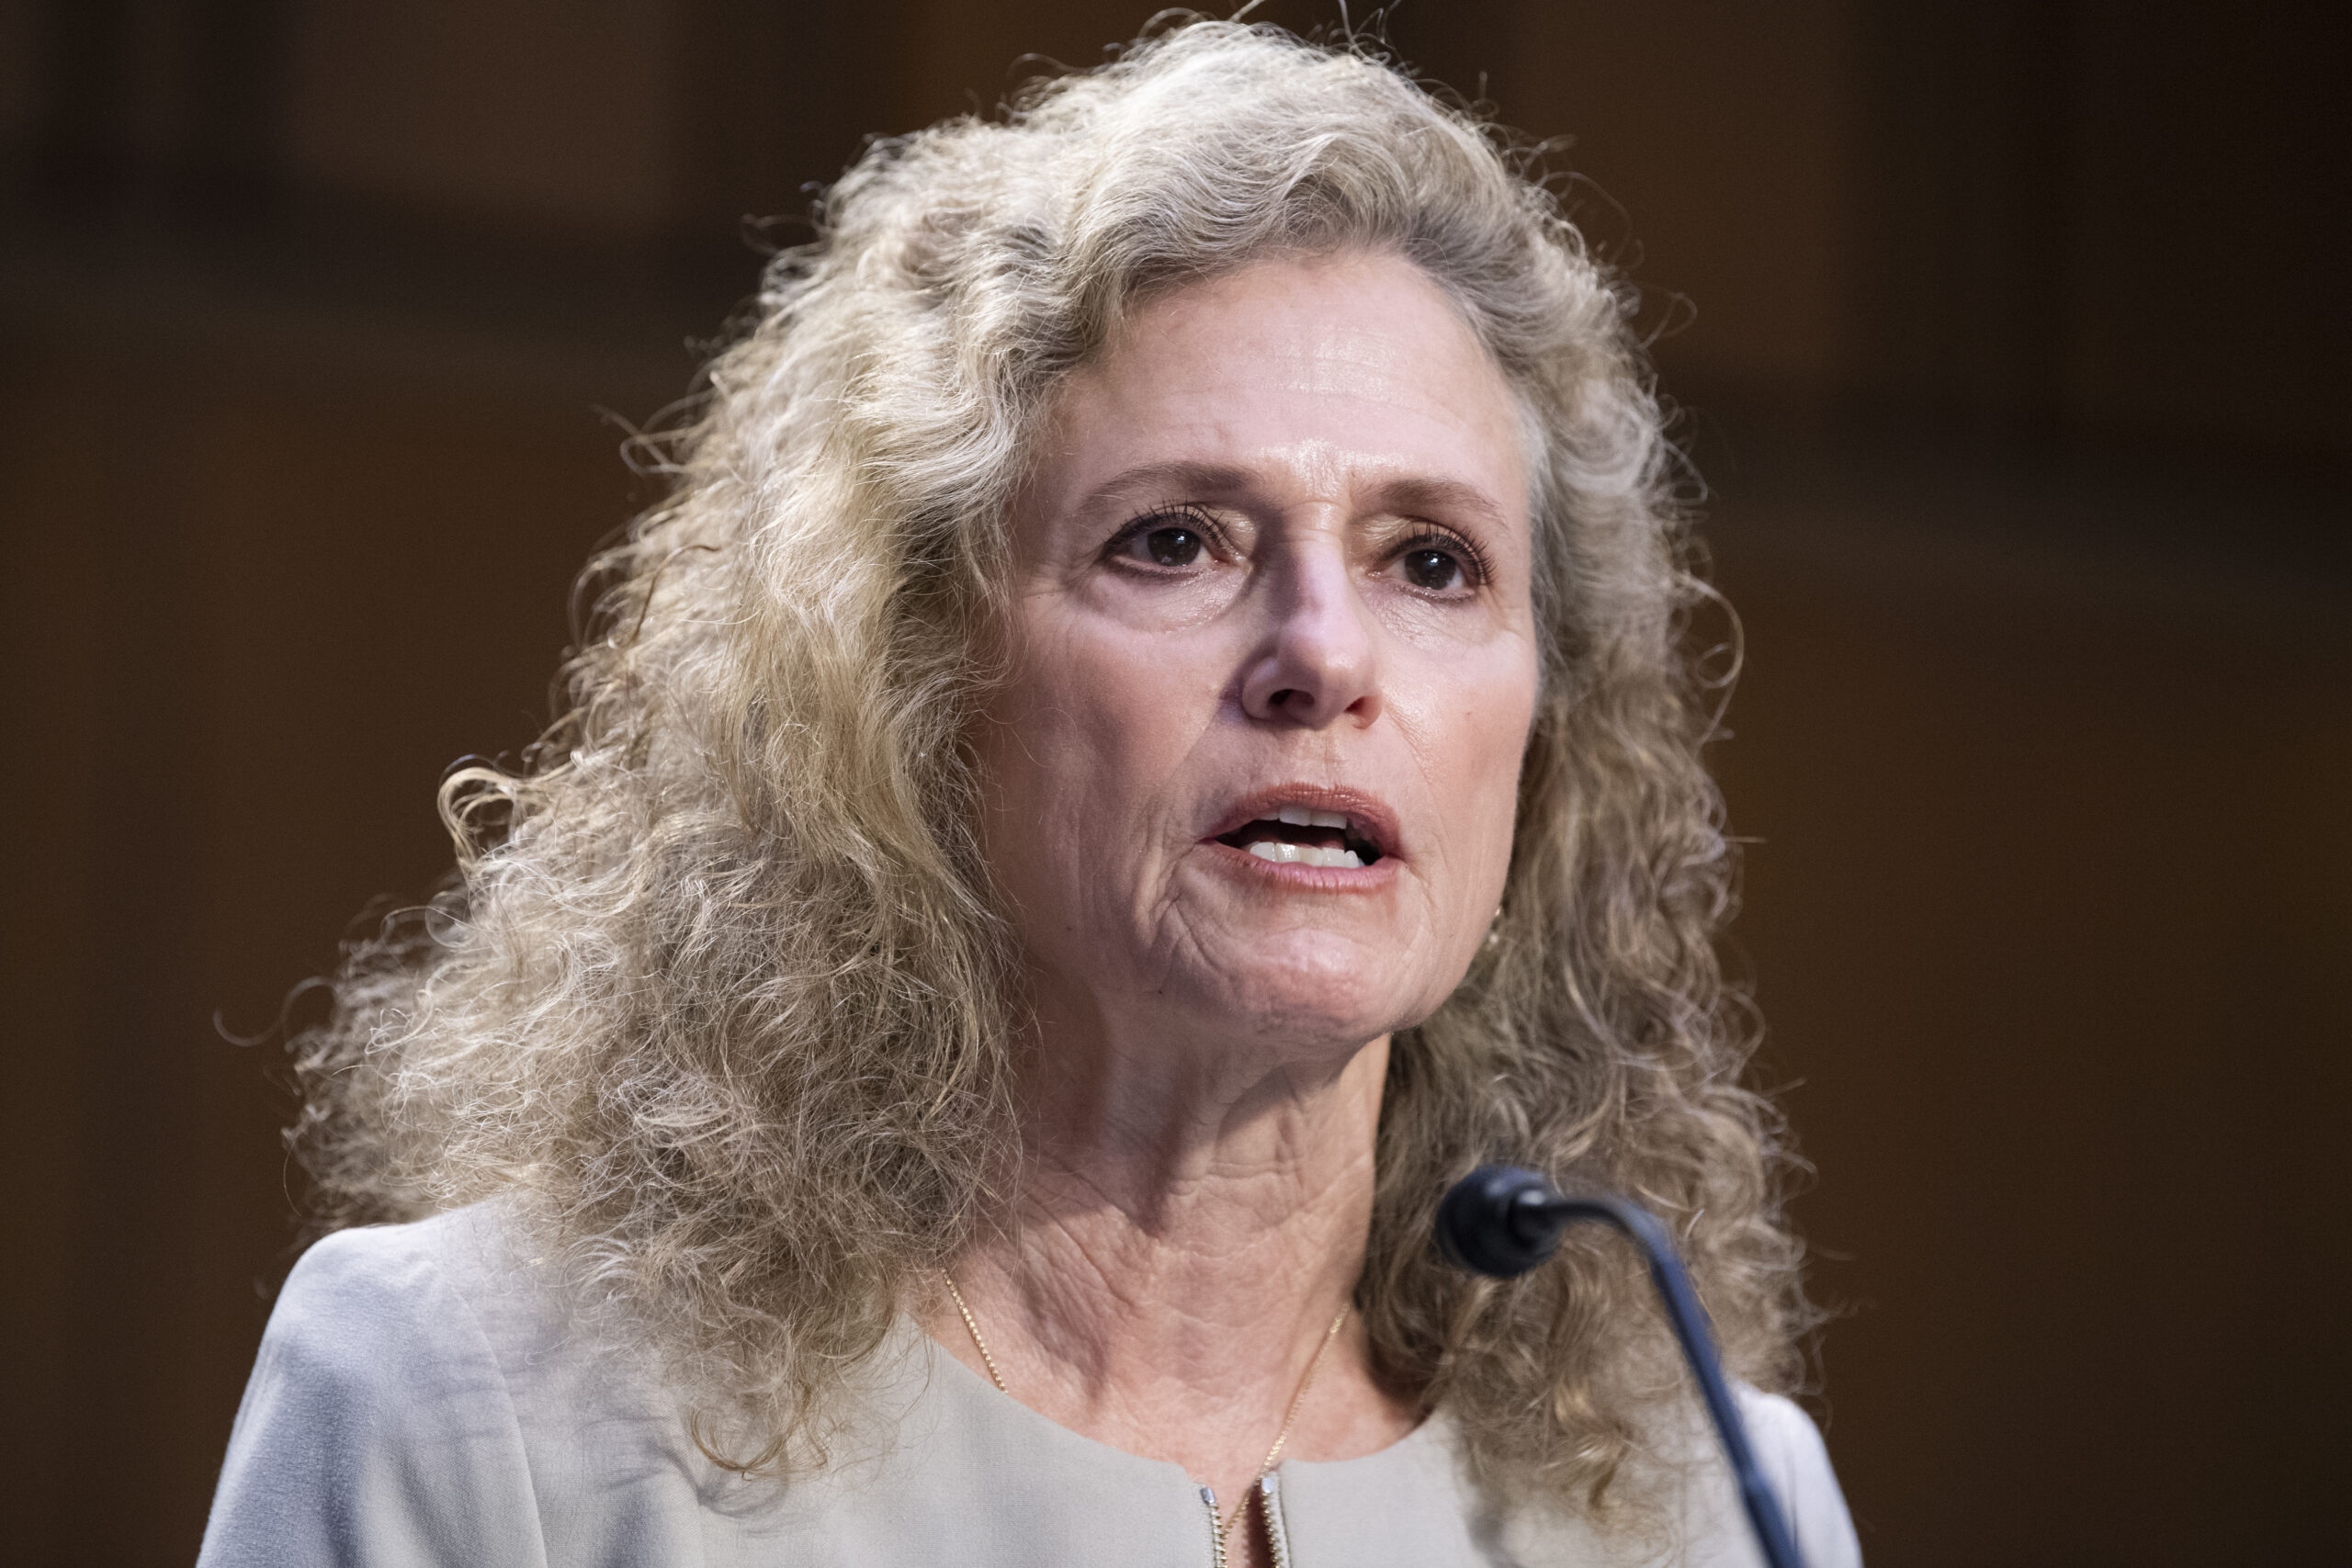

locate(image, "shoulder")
[[252, 1206, 571, 1426], [202, 1206, 720, 1568], [1487, 1389, 1864, 1568], [268, 1208, 511, 1364], [1733, 1388, 1864, 1568], [198, 1208, 556, 1567]]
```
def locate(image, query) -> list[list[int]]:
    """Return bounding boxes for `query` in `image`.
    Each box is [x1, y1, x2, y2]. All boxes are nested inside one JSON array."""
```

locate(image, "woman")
[[203, 22, 1859, 1568]]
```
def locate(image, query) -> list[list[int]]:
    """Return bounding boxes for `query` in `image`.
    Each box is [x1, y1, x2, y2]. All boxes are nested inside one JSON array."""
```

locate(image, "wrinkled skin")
[[946, 252, 1539, 1557], [979, 250, 1538, 1089]]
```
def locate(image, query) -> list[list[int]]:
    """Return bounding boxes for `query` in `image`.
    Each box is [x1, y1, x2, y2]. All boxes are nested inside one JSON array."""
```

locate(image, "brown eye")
[[1143, 524, 1205, 567], [1402, 546, 1464, 591], [1105, 508, 1224, 574]]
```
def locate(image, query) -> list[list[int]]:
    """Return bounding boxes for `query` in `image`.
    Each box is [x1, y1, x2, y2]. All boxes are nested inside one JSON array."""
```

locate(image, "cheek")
[[983, 625, 1184, 862], [1433, 660, 1538, 898]]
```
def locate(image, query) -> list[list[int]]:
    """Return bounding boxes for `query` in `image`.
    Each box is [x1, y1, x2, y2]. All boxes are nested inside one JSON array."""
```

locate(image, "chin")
[[1195, 940, 1453, 1058]]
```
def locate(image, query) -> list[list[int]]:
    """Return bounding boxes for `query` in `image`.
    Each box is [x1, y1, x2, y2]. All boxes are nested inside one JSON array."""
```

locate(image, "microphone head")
[[1435, 1164, 1566, 1278]]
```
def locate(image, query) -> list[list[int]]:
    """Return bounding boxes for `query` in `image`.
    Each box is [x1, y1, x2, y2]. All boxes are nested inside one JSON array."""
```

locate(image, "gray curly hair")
[[292, 17, 1811, 1514]]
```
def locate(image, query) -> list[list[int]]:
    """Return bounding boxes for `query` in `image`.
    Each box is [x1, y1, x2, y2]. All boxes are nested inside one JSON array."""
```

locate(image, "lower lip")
[[1198, 840, 1400, 891]]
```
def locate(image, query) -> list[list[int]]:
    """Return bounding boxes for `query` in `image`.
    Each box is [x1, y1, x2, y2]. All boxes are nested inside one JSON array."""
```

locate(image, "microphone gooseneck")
[[1435, 1165, 1808, 1568]]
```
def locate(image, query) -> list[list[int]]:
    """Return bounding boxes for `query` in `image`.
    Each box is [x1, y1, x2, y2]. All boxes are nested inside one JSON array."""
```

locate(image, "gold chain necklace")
[[941, 1274, 1350, 1556]]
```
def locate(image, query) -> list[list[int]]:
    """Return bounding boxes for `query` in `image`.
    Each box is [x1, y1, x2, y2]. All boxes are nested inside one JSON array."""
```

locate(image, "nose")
[[1238, 536, 1384, 728]]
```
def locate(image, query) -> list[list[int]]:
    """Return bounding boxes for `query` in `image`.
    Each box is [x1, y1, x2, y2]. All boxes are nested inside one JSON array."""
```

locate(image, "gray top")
[[198, 1205, 1861, 1567]]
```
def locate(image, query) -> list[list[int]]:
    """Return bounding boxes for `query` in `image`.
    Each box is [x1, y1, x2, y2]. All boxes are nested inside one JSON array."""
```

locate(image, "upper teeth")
[[1274, 806, 1351, 829]]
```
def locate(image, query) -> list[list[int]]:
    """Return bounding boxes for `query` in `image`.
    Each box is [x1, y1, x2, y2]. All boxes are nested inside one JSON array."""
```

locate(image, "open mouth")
[[1214, 805, 1385, 869]]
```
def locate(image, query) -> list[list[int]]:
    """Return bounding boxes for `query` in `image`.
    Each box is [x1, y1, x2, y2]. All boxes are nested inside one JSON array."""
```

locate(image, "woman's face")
[[978, 251, 1538, 1075]]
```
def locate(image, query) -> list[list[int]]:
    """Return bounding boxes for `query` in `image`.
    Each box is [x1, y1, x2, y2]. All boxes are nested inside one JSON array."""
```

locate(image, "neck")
[[927, 1003, 1417, 1532], [1004, 1021, 1388, 1391]]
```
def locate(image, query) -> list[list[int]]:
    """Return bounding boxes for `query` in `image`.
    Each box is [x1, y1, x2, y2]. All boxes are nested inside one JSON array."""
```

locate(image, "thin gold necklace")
[[941, 1273, 1350, 1555]]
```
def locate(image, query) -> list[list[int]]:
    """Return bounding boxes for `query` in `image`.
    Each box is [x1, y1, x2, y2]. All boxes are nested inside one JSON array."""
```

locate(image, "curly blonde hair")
[[292, 17, 1810, 1514]]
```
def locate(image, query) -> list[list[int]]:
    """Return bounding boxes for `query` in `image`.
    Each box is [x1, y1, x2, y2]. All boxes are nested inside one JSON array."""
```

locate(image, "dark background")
[[4, 4, 2346, 1563]]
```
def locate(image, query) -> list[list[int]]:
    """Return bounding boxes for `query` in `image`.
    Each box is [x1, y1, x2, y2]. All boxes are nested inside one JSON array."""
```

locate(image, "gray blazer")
[[198, 1205, 1862, 1566]]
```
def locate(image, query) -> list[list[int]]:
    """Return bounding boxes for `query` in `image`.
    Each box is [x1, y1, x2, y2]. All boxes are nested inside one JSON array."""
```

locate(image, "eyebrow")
[[1371, 476, 1510, 530], [1069, 461, 1255, 518], [1070, 462, 1510, 528]]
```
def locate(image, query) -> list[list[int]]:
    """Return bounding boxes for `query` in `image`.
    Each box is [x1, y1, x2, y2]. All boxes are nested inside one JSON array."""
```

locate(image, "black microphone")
[[1436, 1166, 1807, 1568]]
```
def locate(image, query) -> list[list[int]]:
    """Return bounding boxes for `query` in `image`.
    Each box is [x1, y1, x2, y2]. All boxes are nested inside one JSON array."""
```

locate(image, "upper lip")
[[1205, 784, 1402, 862]]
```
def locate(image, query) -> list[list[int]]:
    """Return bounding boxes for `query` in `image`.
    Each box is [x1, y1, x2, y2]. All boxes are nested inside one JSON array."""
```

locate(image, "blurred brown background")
[[3, 3, 2345, 1563]]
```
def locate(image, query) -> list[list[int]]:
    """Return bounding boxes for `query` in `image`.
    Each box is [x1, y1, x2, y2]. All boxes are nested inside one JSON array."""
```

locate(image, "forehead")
[[1028, 252, 1530, 522]]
